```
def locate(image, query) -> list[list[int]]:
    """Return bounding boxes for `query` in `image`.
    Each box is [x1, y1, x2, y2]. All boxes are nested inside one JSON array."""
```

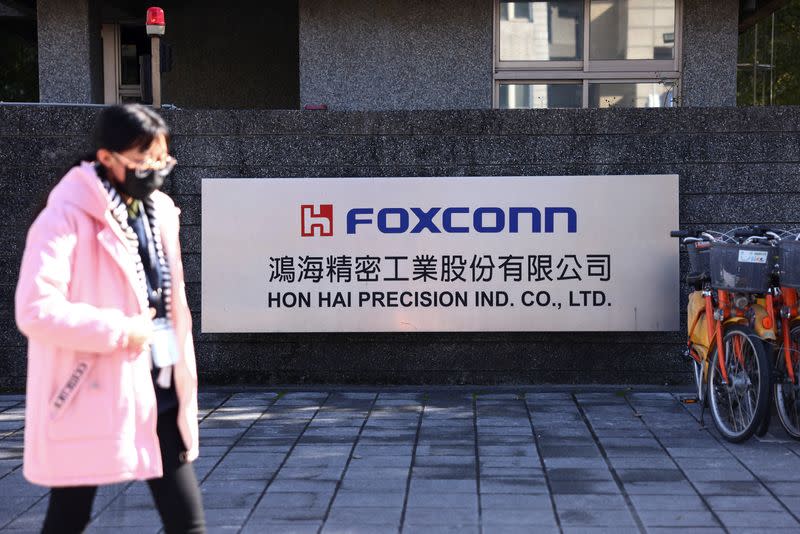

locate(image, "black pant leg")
[[41, 485, 97, 534], [147, 407, 206, 534]]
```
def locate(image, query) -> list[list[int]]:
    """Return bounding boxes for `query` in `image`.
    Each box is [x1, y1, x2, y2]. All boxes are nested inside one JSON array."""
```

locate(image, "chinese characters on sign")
[[266, 253, 612, 310]]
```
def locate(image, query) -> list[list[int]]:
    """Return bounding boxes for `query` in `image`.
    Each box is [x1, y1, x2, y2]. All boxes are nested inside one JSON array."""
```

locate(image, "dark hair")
[[89, 103, 170, 156], [33, 104, 170, 221]]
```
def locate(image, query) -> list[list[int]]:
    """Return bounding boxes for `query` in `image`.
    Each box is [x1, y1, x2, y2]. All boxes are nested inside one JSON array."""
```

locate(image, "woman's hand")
[[126, 309, 156, 351]]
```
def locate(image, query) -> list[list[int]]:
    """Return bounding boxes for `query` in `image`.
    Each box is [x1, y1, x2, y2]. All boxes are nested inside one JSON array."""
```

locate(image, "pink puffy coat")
[[15, 162, 199, 487]]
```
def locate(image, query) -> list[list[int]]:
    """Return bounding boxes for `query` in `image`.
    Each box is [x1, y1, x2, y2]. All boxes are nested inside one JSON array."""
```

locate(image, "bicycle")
[[771, 229, 800, 438], [672, 228, 772, 442]]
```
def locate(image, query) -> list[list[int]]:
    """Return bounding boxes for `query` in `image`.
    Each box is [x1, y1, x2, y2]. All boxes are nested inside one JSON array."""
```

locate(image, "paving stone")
[[326, 506, 402, 526], [91, 508, 163, 527], [402, 526, 480, 534], [724, 529, 800, 534], [481, 508, 558, 526], [322, 523, 399, 534], [415, 456, 475, 467], [705, 495, 785, 512], [683, 468, 757, 482], [478, 455, 540, 467], [637, 508, 721, 527], [249, 506, 328, 523], [717, 511, 800, 528], [409, 478, 477, 494], [200, 479, 268, 495], [333, 491, 406, 508], [557, 508, 637, 527], [275, 466, 345, 481], [480, 478, 550, 494], [539, 445, 602, 458], [646, 527, 725, 534], [338, 477, 408, 493], [241, 521, 322, 534], [542, 457, 608, 469], [554, 493, 627, 510], [344, 466, 409, 480], [257, 491, 332, 510], [561, 528, 639, 534], [204, 507, 252, 527], [347, 455, 412, 467], [479, 493, 552, 510], [403, 506, 479, 526], [266, 480, 339, 494], [693, 481, 771, 496], [546, 468, 615, 481], [548, 479, 620, 494], [616, 468, 686, 483], [85, 527, 161, 533], [203, 466, 278, 481], [199, 490, 262, 510], [629, 493, 707, 511], [765, 482, 800, 496], [624, 480, 697, 495], [412, 466, 477, 479]]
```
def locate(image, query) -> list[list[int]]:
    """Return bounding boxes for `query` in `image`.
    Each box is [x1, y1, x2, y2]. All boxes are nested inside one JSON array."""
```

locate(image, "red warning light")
[[146, 7, 165, 35]]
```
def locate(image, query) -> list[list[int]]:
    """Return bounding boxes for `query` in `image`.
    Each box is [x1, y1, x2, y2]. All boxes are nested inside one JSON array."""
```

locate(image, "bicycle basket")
[[709, 243, 774, 293], [687, 242, 711, 277], [779, 240, 800, 288]]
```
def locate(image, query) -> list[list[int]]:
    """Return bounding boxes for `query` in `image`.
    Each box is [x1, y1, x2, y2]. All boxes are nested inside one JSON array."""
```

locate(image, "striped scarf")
[[98, 173, 174, 387]]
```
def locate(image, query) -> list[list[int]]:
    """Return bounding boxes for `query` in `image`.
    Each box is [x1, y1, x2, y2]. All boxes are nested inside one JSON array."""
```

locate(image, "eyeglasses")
[[113, 152, 178, 179]]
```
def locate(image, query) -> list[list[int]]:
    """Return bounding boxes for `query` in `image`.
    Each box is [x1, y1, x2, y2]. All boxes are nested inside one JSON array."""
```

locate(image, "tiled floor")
[[1, 387, 800, 533]]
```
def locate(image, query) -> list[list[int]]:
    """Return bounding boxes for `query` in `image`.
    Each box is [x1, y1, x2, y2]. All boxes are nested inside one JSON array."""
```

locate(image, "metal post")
[[151, 35, 161, 108], [146, 7, 165, 108]]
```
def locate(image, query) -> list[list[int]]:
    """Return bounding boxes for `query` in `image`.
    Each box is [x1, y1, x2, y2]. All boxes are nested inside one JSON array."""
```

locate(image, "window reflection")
[[499, 1, 583, 61], [588, 82, 675, 107], [589, 0, 675, 60], [499, 83, 583, 108]]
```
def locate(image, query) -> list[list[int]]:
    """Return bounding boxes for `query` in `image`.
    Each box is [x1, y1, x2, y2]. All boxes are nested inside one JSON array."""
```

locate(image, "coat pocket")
[[47, 356, 116, 441]]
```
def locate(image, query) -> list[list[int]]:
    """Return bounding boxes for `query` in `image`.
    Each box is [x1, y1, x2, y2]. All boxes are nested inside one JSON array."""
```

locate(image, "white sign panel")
[[202, 175, 679, 332]]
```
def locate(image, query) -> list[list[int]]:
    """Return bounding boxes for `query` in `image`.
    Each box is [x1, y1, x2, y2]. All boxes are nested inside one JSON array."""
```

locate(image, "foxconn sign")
[[201, 176, 679, 333]]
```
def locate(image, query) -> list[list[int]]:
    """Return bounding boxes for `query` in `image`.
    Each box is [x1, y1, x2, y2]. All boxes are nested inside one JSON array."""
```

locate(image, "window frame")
[[493, 0, 684, 108]]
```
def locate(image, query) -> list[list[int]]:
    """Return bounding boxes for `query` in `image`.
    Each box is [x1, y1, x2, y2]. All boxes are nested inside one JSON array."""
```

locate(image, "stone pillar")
[[681, 0, 739, 107], [37, 0, 102, 103]]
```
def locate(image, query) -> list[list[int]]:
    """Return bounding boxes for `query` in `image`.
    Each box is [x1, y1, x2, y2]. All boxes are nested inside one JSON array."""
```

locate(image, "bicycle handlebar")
[[734, 225, 778, 238]]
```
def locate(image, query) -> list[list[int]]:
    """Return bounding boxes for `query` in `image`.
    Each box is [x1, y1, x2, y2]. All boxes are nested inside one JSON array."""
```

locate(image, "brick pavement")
[[1, 387, 799, 533]]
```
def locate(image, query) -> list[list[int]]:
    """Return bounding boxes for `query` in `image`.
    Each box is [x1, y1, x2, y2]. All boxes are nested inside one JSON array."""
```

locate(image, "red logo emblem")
[[301, 204, 334, 237]]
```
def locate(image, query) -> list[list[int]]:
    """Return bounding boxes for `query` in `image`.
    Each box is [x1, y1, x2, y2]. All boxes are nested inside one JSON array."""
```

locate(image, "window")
[[494, 0, 681, 108], [499, 83, 583, 108], [737, 0, 800, 106]]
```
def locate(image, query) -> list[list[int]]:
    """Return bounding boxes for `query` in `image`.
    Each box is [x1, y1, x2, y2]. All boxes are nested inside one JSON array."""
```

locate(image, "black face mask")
[[119, 166, 168, 200]]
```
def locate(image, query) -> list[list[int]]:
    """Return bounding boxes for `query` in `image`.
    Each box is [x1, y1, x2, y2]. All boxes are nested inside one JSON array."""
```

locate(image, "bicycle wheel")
[[774, 324, 800, 440], [708, 324, 770, 442]]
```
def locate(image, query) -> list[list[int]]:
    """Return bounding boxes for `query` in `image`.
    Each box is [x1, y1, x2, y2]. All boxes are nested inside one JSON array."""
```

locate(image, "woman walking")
[[15, 104, 205, 533]]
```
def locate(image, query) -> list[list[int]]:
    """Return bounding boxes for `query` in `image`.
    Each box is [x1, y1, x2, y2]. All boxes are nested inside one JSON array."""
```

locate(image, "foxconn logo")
[[301, 204, 333, 237]]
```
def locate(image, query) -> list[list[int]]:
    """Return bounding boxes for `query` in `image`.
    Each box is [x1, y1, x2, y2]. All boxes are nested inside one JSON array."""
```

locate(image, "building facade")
[[3, 0, 780, 109], [0, 1, 798, 389]]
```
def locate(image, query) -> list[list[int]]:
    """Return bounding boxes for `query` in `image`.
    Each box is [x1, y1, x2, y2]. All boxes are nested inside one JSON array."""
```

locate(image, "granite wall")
[[299, 0, 493, 110], [2, 105, 799, 390], [681, 0, 740, 106]]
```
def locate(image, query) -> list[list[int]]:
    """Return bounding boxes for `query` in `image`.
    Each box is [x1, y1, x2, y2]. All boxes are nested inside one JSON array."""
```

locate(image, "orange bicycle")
[[672, 228, 772, 442], [768, 229, 800, 438]]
